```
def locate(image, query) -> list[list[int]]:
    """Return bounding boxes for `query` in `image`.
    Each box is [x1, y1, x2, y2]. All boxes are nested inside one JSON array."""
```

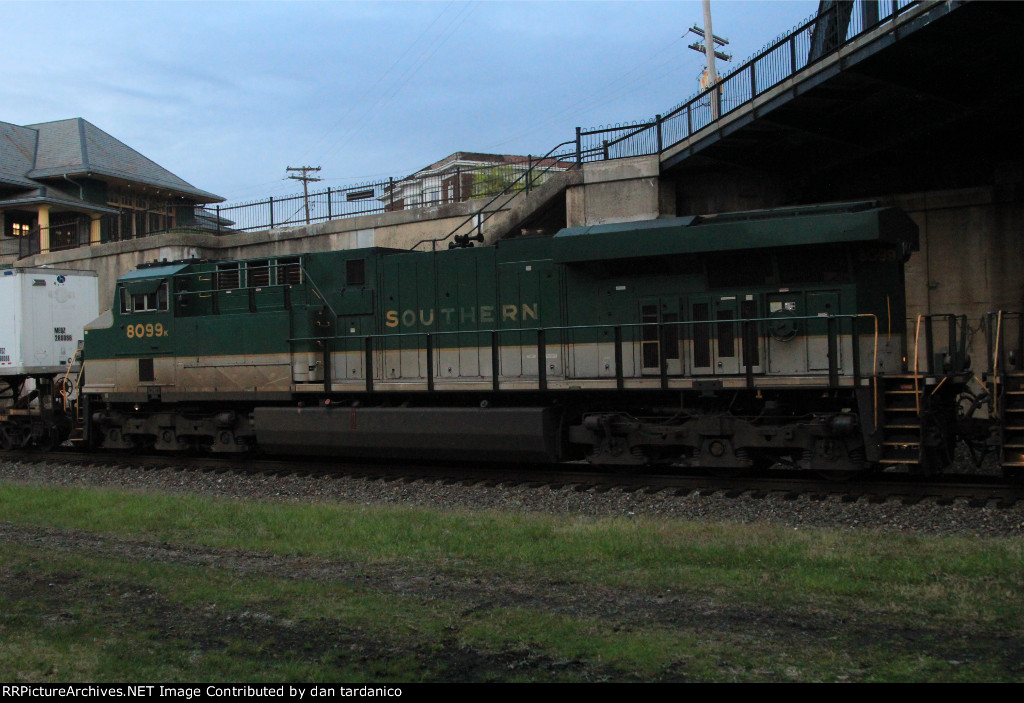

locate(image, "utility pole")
[[286, 166, 322, 224], [686, 0, 731, 120], [701, 0, 718, 111]]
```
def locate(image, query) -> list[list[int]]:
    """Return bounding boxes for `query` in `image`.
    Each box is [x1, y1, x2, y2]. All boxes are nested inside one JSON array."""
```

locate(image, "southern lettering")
[[385, 304, 539, 329]]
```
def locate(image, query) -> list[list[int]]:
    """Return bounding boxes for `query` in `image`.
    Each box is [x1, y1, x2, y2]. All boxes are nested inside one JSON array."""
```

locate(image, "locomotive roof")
[[552, 204, 918, 264], [120, 263, 191, 280]]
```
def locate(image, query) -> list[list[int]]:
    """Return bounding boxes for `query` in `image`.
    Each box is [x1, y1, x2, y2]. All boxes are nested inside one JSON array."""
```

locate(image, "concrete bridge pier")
[[566, 155, 677, 227]]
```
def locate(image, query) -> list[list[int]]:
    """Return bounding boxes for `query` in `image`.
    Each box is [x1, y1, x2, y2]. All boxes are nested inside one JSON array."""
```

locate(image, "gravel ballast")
[[1, 458, 1022, 538]]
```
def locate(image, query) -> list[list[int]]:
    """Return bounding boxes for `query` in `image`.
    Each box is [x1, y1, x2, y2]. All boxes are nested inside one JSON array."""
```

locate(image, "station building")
[[0, 118, 223, 261]]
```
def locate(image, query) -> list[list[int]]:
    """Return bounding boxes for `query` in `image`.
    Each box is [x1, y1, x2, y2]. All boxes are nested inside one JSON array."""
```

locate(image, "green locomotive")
[[82, 201, 968, 474]]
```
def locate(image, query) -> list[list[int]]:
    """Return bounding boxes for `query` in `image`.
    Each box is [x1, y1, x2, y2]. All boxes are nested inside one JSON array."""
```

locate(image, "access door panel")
[[689, 297, 713, 376], [739, 295, 764, 374], [806, 291, 841, 372], [640, 297, 682, 376], [767, 293, 805, 375], [713, 296, 740, 375]]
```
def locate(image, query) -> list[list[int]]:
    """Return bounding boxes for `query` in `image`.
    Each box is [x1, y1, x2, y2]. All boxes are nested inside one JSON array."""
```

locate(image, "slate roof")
[[0, 118, 222, 203], [0, 122, 40, 189]]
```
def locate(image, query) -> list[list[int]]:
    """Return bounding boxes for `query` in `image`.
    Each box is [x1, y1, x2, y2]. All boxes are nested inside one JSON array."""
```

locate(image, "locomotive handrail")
[[172, 276, 292, 299], [288, 312, 872, 394], [992, 310, 1002, 419], [910, 312, 969, 418], [58, 347, 82, 414], [287, 312, 866, 342], [989, 309, 1024, 423], [857, 313, 880, 432], [985, 311, 1024, 422]]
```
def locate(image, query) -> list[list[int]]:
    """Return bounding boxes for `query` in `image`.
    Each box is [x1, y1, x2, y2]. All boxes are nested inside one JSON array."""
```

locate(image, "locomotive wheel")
[[34, 427, 58, 452], [0, 423, 13, 451], [14, 424, 32, 449]]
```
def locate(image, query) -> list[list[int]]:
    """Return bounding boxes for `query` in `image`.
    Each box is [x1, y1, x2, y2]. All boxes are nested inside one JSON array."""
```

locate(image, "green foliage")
[[470, 166, 541, 199]]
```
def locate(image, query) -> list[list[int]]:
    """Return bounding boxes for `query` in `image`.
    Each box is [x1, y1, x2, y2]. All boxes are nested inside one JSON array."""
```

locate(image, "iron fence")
[[202, 181, 389, 234], [575, 0, 919, 163], [0, 219, 95, 259], [0, 211, 202, 259]]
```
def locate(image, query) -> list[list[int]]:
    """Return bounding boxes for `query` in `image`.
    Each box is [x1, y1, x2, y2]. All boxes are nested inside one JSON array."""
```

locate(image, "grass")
[[0, 481, 1022, 682]]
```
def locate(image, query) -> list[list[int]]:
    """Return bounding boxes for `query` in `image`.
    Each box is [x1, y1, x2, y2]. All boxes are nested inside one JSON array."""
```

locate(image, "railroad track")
[[5, 449, 1022, 509]]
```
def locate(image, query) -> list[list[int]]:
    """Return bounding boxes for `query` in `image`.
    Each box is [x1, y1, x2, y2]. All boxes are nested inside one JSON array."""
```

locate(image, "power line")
[[317, 3, 479, 168], [303, 1, 456, 165]]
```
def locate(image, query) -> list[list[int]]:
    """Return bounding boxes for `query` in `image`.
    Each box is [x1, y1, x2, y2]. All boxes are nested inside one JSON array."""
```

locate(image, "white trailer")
[[0, 267, 98, 376], [0, 267, 99, 449]]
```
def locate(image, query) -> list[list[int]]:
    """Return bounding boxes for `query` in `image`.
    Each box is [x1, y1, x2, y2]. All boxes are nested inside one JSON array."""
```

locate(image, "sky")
[[2, 0, 819, 204]]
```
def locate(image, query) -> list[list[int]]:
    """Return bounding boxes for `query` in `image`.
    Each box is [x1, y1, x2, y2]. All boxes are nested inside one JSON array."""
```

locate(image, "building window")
[[4, 213, 35, 237], [107, 187, 175, 240]]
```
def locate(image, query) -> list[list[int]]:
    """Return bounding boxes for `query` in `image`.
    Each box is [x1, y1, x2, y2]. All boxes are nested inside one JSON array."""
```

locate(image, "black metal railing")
[[411, 143, 580, 251], [201, 180, 390, 234], [1, 220, 94, 258], [574, 0, 920, 163], [195, 157, 574, 236]]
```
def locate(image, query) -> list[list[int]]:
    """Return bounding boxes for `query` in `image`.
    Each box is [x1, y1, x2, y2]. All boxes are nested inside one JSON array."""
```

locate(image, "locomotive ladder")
[[987, 311, 1024, 476], [994, 373, 1024, 473], [878, 375, 928, 470], [876, 314, 967, 473]]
